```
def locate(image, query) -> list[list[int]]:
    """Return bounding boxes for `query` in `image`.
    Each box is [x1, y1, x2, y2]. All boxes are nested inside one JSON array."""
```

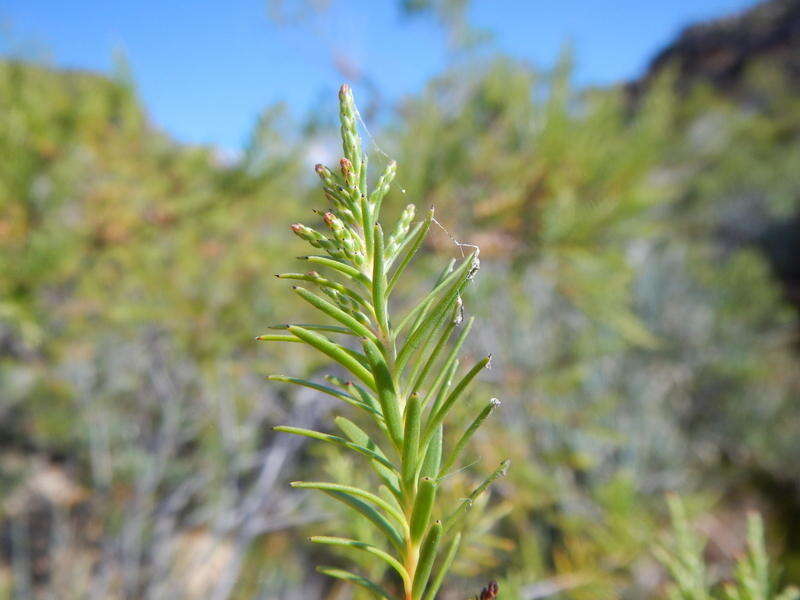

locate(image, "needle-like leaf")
[[287, 326, 376, 391], [410, 477, 437, 545], [292, 286, 378, 341], [439, 398, 501, 478], [316, 567, 392, 600], [372, 223, 390, 337], [401, 393, 422, 495], [363, 338, 404, 447], [423, 356, 492, 444], [412, 520, 442, 600], [295, 484, 404, 550], [273, 426, 397, 471], [266, 375, 377, 415], [443, 460, 510, 534], [394, 251, 476, 339], [335, 416, 401, 497], [422, 533, 461, 600], [310, 537, 410, 589], [301, 255, 370, 285]]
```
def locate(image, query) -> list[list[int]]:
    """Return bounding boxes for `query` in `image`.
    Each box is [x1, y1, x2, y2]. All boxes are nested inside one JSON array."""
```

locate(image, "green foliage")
[[657, 496, 799, 600], [265, 84, 506, 599], [2, 24, 800, 598]]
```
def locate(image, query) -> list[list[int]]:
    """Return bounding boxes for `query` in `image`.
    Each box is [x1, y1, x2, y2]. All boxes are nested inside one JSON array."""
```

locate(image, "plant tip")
[[478, 580, 499, 600]]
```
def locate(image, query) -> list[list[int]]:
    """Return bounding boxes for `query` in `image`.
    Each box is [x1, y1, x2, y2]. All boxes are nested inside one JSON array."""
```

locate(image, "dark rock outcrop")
[[632, 0, 800, 95]]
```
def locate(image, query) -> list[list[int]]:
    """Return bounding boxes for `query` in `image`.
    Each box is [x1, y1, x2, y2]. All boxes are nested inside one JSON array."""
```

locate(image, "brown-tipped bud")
[[339, 83, 351, 101], [339, 157, 356, 188], [478, 581, 499, 600], [290, 223, 330, 251], [315, 163, 334, 182], [323, 211, 335, 227]]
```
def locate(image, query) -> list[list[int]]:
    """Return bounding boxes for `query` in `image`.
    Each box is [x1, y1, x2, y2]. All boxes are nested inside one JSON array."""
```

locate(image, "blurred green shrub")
[[1, 42, 799, 598]]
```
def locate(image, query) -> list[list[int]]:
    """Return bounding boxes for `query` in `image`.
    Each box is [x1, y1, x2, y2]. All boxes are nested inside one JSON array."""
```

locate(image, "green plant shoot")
[[262, 84, 508, 600]]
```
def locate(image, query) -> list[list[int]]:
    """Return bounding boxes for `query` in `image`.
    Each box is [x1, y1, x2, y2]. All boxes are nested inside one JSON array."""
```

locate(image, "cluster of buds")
[[315, 163, 358, 226], [339, 157, 357, 190], [385, 203, 416, 256], [323, 211, 364, 265], [318, 280, 370, 326], [338, 84, 362, 177], [369, 159, 397, 210], [290, 223, 348, 260]]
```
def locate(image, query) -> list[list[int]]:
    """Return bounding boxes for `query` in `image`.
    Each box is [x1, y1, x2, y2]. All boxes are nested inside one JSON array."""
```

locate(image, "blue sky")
[[1, 0, 758, 151]]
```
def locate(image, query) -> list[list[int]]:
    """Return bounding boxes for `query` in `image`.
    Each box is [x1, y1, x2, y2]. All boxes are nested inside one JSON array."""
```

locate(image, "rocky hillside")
[[633, 0, 800, 313], [635, 0, 800, 94]]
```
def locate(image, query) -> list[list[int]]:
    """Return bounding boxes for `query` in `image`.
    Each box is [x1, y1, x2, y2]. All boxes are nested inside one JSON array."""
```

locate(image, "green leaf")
[[292, 286, 377, 341], [443, 460, 509, 534], [412, 520, 442, 600], [422, 533, 461, 600], [401, 393, 422, 494], [423, 356, 491, 444], [287, 326, 376, 391], [363, 339, 403, 447], [267, 323, 354, 335], [410, 477, 437, 545], [309, 537, 410, 589], [423, 317, 473, 408], [420, 425, 442, 480], [291, 481, 406, 528], [410, 260, 455, 342], [274, 426, 396, 471], [341, 346, 371, 368], [334, 416, 401, 497], [428, 362, 458, 429], [372, 223, 390, 337], [408, 317, 456, 398], [327, 376, 384, 420], [301, 255, 370, 285], [254, 334, 302, 343], [266, 375, 377, 415], [293, 483, 404, 550], [276, 272, 368, 308], [316, 566, 392, 600], [396, 280, 463, 374], [395, 251, 475, 338], [439, 398, 501, 478], [359, 152, 368, 195]]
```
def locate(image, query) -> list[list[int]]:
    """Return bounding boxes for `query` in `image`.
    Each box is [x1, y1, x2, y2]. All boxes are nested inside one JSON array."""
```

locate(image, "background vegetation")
[[1, 0, 799, 598]]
